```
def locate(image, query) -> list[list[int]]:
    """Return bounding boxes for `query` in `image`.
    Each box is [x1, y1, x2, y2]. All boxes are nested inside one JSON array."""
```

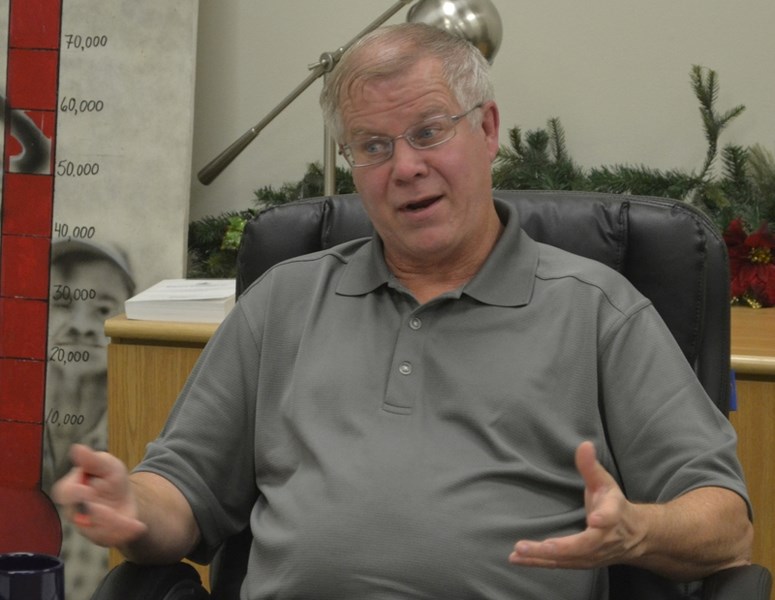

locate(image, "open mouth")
[[403, 195, 441, 212]]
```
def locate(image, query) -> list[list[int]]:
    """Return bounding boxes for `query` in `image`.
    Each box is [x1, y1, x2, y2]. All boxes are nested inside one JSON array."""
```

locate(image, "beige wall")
[[189, 0, 775, 220]]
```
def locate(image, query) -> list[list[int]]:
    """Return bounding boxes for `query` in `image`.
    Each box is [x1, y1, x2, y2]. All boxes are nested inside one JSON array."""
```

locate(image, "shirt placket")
[[383, 310, 427, 415]]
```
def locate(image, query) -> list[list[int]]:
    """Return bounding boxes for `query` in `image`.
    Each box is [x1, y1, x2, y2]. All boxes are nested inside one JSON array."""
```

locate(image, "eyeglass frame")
[[339, 103, 484, 168]]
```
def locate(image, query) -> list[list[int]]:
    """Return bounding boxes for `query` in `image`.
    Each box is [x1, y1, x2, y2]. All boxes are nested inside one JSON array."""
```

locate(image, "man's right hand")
[[53, 444, 200, 564], [52, 444, 148, 547]]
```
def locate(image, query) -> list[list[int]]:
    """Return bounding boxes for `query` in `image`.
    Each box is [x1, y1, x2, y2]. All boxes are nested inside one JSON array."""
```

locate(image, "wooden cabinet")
[[105, 315, 218, 583], [105, 308, 775, 588], [729, 306, 775, 588]]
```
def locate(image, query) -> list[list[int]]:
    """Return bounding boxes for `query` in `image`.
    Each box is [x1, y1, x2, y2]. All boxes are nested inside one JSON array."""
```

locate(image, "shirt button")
[[409, 317, 422, 330], [399, 361, 413, 375]]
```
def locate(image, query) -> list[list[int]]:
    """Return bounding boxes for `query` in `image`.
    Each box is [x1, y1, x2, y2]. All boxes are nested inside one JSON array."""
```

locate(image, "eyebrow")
[[348, 106, 453, 139]]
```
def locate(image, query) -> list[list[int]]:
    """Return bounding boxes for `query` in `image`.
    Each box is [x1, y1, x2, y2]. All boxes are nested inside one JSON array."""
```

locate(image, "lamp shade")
[[407, 0, 502, 63]]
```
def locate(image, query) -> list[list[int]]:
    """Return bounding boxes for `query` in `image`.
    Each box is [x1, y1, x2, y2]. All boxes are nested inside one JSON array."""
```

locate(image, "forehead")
[[340, 57, 458, 136], [53, 259, 131, 293]]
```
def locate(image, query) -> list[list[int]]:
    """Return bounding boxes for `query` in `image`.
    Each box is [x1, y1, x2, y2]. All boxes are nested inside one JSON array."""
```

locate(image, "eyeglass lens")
[[343, 104, 482, 168]]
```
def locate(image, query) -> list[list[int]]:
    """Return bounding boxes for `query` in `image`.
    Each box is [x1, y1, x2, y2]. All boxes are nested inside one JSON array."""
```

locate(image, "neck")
[[387, 216, 504, 304]]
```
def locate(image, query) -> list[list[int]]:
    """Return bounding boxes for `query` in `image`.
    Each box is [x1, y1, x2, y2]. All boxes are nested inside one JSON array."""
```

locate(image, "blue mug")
[[0, 553, 64, 600]]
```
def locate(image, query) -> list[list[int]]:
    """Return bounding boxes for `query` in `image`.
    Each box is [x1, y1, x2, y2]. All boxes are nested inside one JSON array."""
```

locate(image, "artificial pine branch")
[[695, 145, 750, 225], [690, 65, 746, 180], [187, 210, 255, 278], [586, 165, 700, 199], [187, 211, 252, 251], [691, 65, 718, 115], [547, 117, 568, 163], [746, 144, 775, 227], [508, 127, 524, 158], [493, 122, 585, 190], [721, 145, 750, 193], [254, 162, 355, 207]]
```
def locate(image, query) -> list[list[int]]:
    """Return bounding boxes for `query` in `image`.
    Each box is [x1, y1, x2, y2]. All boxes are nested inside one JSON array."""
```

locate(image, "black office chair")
[[92, 190, 772, 600]]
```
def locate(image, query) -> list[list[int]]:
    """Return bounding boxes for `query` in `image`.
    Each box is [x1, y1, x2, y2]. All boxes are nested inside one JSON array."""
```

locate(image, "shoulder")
[[534, 241, 650, 316], [240, 237, 371, 295]]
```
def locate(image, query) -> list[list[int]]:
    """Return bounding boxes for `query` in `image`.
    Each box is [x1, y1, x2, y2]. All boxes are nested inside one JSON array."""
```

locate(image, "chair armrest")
[[702, 564, 772, 600], [90, 561, 209, 600]]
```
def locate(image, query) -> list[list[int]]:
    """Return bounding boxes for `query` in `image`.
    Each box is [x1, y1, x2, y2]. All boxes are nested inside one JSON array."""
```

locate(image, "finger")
[[511, 528, 602, 565], [71, 500, 148, 546], [51, 464, 91, 506], [69, 444, 117, 480], [509, 538, 557, 567], [68, 443, 95, 467], [575, 441, 600, 485], [576, 441, 618, 496], [54, 446, 118, 511], [511, 526, 617, 571]]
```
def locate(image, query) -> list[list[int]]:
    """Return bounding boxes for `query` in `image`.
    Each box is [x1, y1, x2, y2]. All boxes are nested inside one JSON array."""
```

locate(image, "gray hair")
[[320, 22, 494, 142]]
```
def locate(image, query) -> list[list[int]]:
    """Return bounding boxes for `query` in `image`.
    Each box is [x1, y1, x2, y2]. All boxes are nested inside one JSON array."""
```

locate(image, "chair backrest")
[[227, 189, 731, 600]]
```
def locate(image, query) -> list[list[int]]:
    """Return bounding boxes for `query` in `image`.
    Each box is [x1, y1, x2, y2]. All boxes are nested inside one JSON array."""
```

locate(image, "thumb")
[[575, 441, 613, 492], [69, 443, 97, 468]]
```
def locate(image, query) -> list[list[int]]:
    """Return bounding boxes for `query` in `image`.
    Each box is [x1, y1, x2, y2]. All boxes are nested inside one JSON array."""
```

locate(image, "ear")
[[480, 101, 500, 161]]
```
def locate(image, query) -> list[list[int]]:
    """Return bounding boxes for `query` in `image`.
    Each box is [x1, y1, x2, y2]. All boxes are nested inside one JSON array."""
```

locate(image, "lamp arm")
[[197, 65, 327, 185], [197, 0, 416, 185]]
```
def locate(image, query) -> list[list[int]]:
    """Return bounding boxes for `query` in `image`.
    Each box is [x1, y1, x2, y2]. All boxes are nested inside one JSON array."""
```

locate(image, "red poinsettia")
[[724, 218, 775, 307]]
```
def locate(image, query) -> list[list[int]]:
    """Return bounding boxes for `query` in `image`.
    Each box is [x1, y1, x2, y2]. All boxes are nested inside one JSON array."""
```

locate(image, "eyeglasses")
[[341, 103, 483, 168]]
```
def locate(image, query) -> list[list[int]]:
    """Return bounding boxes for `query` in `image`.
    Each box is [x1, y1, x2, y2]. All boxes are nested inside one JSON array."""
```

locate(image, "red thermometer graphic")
[[0, 0, 63, 554]]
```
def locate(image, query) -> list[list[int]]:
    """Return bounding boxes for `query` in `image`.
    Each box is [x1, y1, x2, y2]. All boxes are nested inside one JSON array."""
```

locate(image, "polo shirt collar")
[[337, 198, 538, 307], [463, 198, 537, 307], [336, 236, 392, 296]]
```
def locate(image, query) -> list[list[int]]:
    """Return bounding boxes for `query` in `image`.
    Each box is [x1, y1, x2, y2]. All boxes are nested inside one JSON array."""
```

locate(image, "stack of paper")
[[125, 279, 236, 323]]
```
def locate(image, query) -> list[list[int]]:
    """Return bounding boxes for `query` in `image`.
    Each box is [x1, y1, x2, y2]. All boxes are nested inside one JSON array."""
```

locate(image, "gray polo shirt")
[[139, 199, 748, 600]]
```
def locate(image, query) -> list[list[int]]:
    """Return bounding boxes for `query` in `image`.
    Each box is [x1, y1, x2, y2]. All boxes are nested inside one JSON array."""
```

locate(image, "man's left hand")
[[508, 441, 644, 570]]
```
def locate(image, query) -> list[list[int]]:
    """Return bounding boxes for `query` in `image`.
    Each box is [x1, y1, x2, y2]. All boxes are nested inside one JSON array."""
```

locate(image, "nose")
[[389, 137, 429, 181], [67, 305, 100, 339]]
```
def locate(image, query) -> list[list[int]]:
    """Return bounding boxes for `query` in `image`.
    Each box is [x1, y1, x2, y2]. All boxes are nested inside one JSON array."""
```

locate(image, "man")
[[55, 23, 752, 599]]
